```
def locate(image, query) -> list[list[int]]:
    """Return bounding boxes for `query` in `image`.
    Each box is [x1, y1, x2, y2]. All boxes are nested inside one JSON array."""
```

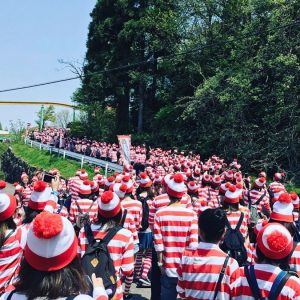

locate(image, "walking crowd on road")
[[1, 138, 300, 299]]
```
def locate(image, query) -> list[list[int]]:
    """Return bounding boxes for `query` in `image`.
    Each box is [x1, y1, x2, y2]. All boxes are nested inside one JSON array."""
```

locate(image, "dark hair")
[[169, 195, 181, 202], [95, 210, 123, 228], [256, 245, 290, 267], [222, 202, 239, 212], [15, 257, 88, 300], [0, 217, 17, 248], [269, 219, 296, 237], [136, 186, 155, 199], [78, 193, 91, 199], [22, 207, 41, 225], [199, 208, 226, 243]]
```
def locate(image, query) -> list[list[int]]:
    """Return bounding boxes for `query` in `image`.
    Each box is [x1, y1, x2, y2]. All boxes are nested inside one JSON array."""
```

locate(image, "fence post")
[[39, 144, 42, 151], [24, 138, 27, 144], [30, 141, 33, 147], [49, 147, 52, 154], [63, 151, 66, 159], [81, 156, 84, 168], [105, 163, 108, 178]]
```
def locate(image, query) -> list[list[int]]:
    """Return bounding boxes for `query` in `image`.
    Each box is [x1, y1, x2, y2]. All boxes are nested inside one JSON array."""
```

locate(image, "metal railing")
[[24, 138, 123, 176]]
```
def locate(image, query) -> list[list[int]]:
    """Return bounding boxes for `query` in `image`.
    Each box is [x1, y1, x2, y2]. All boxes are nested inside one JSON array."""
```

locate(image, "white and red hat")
[[254, 177, 265, 189], [153, 174, 163, 185], [79, 170, 89, 180], [187, 181, 199, 193], [211, 176, 222, 187], [90, 180, 99, 193], [0, 193, 17, 221], [274, 172, 284, 181], [111, 183, 128, 199], [224, 185, 240, 204], [13, 182, 23, 193], [98, 191, 121, 218], [224, 170, 234, 181], [95, 175, 106, 186], [219, 182, 231, 195], [24, 211, 78, 271], [166, 173, 187, 199], [291, 192, 299, 209], [163, 174, 172, 187], [202, 174, 211, 184], [256, 222, 293, 260], [270, 193, 294, 223], [254, 219, 269, 236], [21, 172, 29, 180], [0, 181, 6, 193], [75, 169, 82, 176], [105, 176, 115, 188], [79, 180, 92, 195], [123, 164, 133, 173], [29, 181, 52, 211], [121, 175, 134, 194], [139, 172, 152, 188]]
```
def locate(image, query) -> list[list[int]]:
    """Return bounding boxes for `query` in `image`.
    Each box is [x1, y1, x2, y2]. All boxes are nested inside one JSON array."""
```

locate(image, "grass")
[[11, 142, 96, 179]]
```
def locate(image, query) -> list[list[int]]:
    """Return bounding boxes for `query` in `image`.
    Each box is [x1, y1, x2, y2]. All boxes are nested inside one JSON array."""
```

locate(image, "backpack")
[[220, 212, 248, 266], [248, 190, 266, 224], [138, 195, 150, 232], [75, 200, 94, 229], [82, 223, 122, 300], [294, 219, 300, 242], [244, 265, 299, 300]]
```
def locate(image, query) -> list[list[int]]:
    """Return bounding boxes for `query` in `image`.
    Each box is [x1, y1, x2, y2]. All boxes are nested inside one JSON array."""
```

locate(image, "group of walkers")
[[1, 148, 300, 299]]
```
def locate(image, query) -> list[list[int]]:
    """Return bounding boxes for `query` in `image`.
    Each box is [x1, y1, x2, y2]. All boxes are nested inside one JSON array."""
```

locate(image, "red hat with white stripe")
[[254, 219, 269, 236], [43, 194, 58, 213], [121, 175, 134, 194], [167, 173, 187, 199], [254, 177, 265, 188], [79, 170, 89, 180], [224, 185, 240, 204], [79, 180, 92, 195], [90, 180, 99, 193], [153, 174, 163, 185], [111, 183, 128, 199], [13, 182, 23, 193], [24, 211, 78, 271], [0, 181, 6, 194], [202, 174, 211, 184], [139, 172, 152, 188], [76, 169, 82, 176], [29, 181, 52, 211], [270, 193, 294, 223], [98, 191, 121, 218], [291, 192, 299, 209], [211, 176, 222, 187], [224, 170, 234, 181], [219, 182, 231, 195], [105, 176, 115, 188], [274, 172, 284, 181], [21, 172, 29, 180], [0, 193, 17, 221], [187, 181, 199, 193], [256, 223, 293, 260]]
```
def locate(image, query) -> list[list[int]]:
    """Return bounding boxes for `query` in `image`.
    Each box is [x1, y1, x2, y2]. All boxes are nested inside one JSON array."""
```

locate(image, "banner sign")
[[117, 135, 131, 165]]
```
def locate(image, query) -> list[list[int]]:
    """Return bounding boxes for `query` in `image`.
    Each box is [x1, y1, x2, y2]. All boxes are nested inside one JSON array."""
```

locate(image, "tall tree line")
[[73, 0, 300, 182]]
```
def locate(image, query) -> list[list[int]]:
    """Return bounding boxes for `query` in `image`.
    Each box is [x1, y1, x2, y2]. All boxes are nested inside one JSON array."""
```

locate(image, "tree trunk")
[[137, 81, 145, 133], [116, 84, 130, 134]]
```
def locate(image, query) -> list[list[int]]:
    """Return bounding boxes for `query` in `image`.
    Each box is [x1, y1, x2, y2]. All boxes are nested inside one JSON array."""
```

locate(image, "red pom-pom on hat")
[[120, 184, 128, 193], [229, 185, 236, 193], [278, 193, 292, 203], [225, 182, 231, 188], [81, 170, 86, 174], [266, 230, 289, 252], [122, 175, 130, 183], [108, 176, 115, 182], [34, 181, 47, 192], [189, 181, 195, 187], [33, 212, 63, 239], [173, 173, 184, 183], [0, 181, 6, 189], [83, 180, 90, 186], [259, 177, 265, 183], [13, 182, 18, 187], [101, 191, 114, 204], [290, 192, 298, 201], [140, 172, 147, 179], [236, 183, 243, 189]]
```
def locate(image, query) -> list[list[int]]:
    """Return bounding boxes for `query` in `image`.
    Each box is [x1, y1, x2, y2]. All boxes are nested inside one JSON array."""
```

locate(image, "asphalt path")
[[4, 183, 151, 300]]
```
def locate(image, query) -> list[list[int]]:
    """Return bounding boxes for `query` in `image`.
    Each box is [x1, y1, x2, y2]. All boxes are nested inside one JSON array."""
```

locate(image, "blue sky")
[[0, 1, 96, 129]]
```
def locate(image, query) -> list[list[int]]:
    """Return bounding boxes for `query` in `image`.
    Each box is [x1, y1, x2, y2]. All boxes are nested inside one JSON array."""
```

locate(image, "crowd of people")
[[0, 148, 300, 299]]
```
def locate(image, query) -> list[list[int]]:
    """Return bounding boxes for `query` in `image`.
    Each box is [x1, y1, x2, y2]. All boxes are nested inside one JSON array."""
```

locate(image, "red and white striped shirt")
[[122, 209, 139, 245], [53, 203, 69, 218], [207, 188, 221, 208], [69, 199, 98, 225], [231, 264, 300, 299], [225, 209, 250, 239], [268, 181, 287, 195], [242, 189, 270, 215], [78, 224, 134, 300], [0, 227, 27, 293], [21, 186, 32, 207], [177, 242, 240, 299], [69, 178, 83, 202], [121, 198, 142, 231], [149, 193, 191, 229], [153, 205, 198, 277]]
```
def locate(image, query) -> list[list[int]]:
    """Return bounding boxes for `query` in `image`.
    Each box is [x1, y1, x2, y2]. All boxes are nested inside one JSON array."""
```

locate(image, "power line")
[[0, 19, 299, 93]]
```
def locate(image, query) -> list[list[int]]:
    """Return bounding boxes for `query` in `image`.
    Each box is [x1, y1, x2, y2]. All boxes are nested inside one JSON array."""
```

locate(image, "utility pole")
[[40, 105, 44, 131]]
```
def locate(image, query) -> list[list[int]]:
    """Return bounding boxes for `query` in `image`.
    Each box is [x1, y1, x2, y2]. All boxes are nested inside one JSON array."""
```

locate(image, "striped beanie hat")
[[211, 175, 222, 187], [291, 192, 299, 209], [257, 223, 293, 260], [13, 182, 23, 193], [224, 185, 240, 204], [29, 181, 52, 211], [224, 170, 234, 181], [187, 181, 199, 193], [153, 174, 163, 185], [79, 170, 89, 180], [121, 175, 134, 194], [25, 211, 78, 271], [0, 181, 6, 194], [111, 183, 128, 200], [98, 191, 121, 218], [105, 176, 115, 188], [0, 193, 17, 221], [219, 182, 231, 195], [167, 173, 187, 199], [79, 180, 92, 195], [139, 172, 152, 188], [254, 177, 265, 188], [202, 174, 211, 184], [271, 193, 294, 223], [274, 172, 284, 181]]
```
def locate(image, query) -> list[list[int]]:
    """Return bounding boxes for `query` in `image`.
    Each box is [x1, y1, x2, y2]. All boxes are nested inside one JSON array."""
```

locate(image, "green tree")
[[35, 105, 56, 129]]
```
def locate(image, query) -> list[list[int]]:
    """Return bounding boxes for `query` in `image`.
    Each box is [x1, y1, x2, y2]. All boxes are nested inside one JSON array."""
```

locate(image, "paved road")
[[4, 183, 151, 300]]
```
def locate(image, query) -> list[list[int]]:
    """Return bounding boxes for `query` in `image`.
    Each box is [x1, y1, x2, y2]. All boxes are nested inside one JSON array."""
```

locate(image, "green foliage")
[[35, 105, 56, 129], [0, 143, 8, 180]]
